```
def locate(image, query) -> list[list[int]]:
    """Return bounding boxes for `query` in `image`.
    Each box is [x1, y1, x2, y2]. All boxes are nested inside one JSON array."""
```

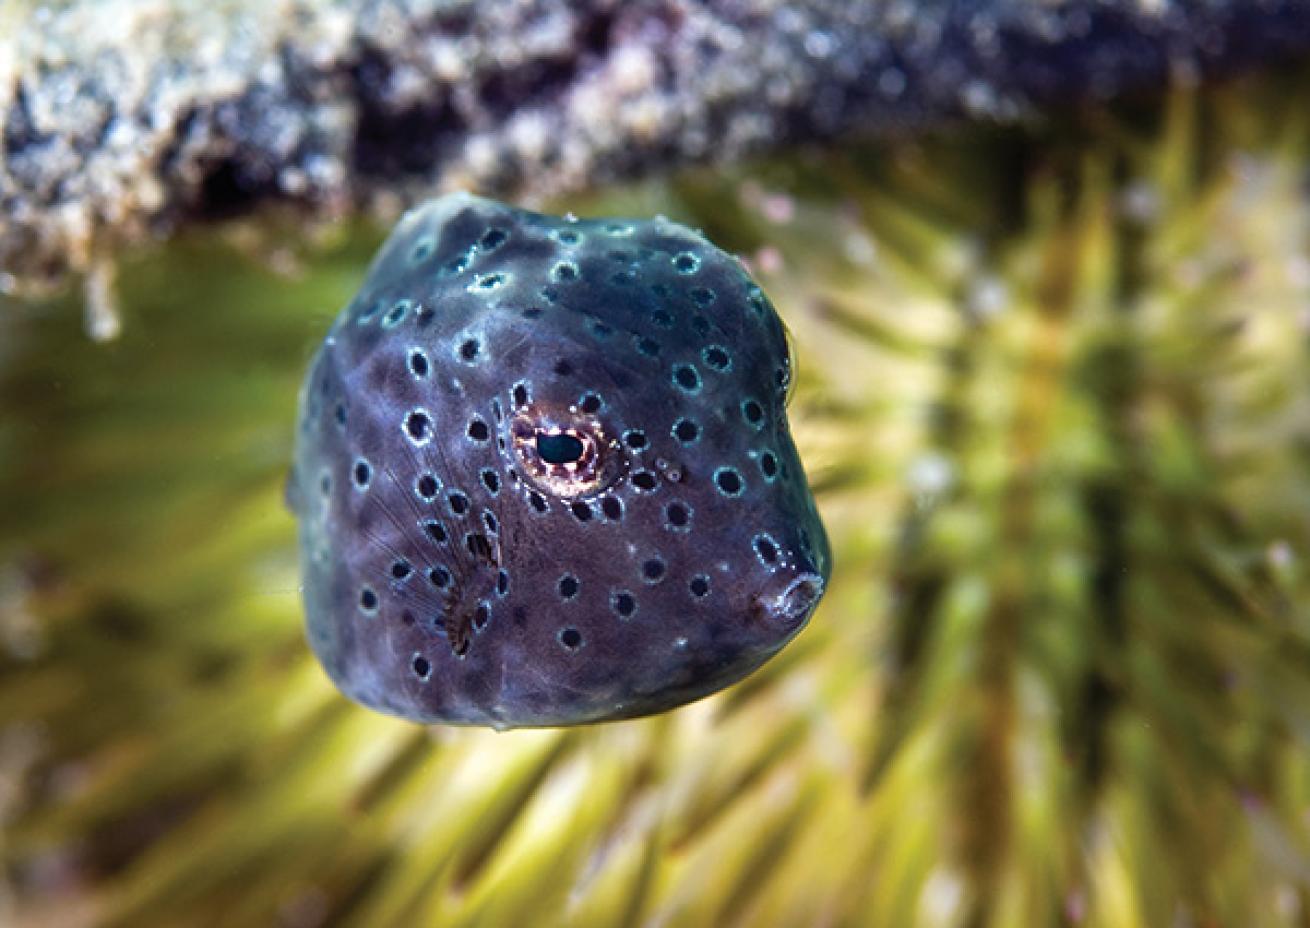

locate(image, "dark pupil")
[[537, 432, 585, 465]]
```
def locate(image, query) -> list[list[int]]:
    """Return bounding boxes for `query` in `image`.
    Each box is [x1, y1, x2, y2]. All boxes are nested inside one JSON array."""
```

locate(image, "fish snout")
[[755, 569, 825, 634]]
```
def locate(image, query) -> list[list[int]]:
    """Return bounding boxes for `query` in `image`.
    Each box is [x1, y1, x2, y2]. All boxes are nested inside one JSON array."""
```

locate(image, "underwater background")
[[5, 29, 1310, 928]]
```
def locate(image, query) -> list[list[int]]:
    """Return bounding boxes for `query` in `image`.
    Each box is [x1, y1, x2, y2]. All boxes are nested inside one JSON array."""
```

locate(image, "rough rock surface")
[[3, 0, 1310, 295]]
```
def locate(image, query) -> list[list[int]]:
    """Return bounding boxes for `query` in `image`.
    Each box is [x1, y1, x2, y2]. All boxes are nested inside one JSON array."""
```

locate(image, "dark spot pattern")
[[703, 346, 731, 371], [558, 627, 583, 650], [642, 558, 666, 583], [612, 591, 637, 619], [673, 364, 701, 392], [672, 252, 701, 274], [411, 237, 435, 264], [664, 502, 692, 532], [673, 418, 699, 444], [742, 399, 765, 429], [715, 467, 745, 497], [383, 300, 410, 328], [405, 409, 432, 445], [291, 192, 829, 729], [559, 574, 580, 599]]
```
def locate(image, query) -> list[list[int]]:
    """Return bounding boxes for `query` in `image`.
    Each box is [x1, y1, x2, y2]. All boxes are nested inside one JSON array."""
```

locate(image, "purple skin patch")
[[289, 193, 829, 729]]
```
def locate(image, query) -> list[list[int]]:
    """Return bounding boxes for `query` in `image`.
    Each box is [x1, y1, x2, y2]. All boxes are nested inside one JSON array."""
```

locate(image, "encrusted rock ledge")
[[4, 0, 1310, 299]]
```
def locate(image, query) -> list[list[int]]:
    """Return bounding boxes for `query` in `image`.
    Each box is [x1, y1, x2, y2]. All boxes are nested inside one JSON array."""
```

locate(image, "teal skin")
[[289, 193, 830, 729]]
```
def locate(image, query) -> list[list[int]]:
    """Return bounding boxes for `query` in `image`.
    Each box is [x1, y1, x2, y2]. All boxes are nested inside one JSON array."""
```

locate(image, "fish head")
[[291, 193, 830, 727]]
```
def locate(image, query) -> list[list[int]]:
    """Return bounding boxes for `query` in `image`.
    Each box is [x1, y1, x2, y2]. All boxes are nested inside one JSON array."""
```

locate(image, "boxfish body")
[[289, 193, 829, 728]]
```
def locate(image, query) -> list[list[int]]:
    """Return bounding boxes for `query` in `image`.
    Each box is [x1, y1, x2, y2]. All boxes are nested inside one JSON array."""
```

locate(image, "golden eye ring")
[[507, 407, 625, 499]]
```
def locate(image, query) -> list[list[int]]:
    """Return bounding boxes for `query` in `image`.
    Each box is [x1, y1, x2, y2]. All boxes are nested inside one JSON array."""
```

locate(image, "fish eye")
[[536, 432, 585, 464], [507, 406, 625, 499]]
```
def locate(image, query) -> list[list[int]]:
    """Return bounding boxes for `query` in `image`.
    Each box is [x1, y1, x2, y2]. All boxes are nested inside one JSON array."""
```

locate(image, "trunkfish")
[[289, 192, 830, 728]]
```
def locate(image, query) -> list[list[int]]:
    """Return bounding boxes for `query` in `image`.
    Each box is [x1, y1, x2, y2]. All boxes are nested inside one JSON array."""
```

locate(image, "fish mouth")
[[756, 572, 826, 633]]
